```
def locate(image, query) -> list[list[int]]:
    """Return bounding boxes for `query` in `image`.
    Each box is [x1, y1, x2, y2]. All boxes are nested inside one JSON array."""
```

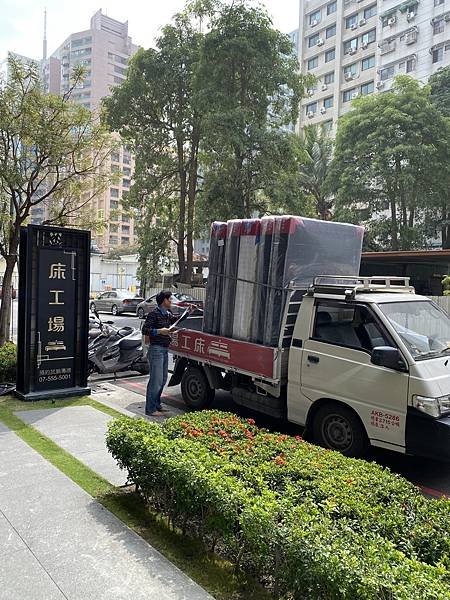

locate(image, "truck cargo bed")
[[169, 328, 281, 382]]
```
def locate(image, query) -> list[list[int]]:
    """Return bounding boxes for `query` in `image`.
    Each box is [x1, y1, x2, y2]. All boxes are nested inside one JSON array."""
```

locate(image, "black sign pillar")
[[16, 225, 91, 401]]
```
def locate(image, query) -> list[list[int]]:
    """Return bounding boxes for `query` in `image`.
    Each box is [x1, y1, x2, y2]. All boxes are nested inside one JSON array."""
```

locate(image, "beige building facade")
[[297, 0, 450, 132]]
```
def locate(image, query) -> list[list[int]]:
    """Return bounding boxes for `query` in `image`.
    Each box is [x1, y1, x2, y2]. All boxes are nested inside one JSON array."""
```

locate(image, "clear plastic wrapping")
[[219, 220, 242, 337], [203, 222, 227, 334]]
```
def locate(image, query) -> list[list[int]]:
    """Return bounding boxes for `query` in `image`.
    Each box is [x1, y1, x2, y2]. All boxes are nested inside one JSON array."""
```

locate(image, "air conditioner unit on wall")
[[376, 80, 384, 89], [349, 47, 357, 55], [307, 111, 315, 118], [388, 16, 397, 26], [320, 107, 327, 114], [406, 11, 415, 21], [359, 18, 367, 26], [351, 92, 359, 99], [345, 72, 354, 81], [405, 31, 417, 45], [317, 38, 324, 46], [362, 41, 368, 49], [445, 13, 450, 22], [322, 83, 328, 91], [311, 19, 319, 27]]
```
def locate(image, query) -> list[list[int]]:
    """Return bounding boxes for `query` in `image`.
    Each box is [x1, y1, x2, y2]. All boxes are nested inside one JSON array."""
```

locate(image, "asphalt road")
[[112, 374, 450, 500]]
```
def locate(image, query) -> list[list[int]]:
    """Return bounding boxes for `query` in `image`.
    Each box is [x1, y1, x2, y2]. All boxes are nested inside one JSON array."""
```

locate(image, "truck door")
[[301, 300, 409, 452]]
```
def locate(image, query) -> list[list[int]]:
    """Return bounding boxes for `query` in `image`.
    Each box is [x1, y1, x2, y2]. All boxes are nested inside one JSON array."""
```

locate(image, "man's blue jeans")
[[145, 344, 168, 414]]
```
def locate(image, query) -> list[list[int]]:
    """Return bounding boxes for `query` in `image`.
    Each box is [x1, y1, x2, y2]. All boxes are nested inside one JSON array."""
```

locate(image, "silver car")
[[136, 292, 203, 320], [90, 290, 144, 316]]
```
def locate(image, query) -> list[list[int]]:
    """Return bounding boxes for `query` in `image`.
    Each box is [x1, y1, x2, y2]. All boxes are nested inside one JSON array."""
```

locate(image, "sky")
[[0, 0, 299, 62]]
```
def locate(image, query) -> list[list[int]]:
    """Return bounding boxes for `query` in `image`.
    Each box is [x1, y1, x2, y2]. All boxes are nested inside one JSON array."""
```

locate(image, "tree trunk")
[[389, 196, 399, 251], [0, 254, 17, 346], [442, 203, 450, 249], [177, 140, 187, 283]]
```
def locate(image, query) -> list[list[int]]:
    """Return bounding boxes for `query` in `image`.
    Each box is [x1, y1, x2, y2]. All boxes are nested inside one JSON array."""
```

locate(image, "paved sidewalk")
[[16, 406, 127, 486], [0, 420, 214, 600]]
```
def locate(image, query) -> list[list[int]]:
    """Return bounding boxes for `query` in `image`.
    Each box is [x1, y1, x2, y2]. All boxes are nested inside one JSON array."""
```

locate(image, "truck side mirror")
[[371, 346, 407, 372]]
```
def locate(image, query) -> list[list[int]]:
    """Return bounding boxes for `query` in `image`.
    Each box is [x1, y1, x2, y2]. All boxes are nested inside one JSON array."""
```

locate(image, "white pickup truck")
[[169, 276, 450, 459]]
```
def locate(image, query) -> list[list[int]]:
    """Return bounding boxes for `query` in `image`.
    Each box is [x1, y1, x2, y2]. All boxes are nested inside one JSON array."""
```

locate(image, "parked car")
[[90, 290, 144, 316], [136, 293, 203, 320]]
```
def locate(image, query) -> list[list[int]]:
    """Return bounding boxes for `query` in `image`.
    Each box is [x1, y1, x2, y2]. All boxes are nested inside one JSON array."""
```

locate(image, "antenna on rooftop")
[[43, 8, 48, 61]]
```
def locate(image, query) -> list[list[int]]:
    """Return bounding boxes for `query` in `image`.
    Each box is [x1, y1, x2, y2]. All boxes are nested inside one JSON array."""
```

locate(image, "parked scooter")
[[88, 310, 149, 376]]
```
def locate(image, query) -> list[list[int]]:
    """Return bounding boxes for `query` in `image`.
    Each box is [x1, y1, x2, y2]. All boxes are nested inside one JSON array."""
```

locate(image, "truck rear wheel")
[[181, 366, 215, 410], [312, 402, 368, 458]]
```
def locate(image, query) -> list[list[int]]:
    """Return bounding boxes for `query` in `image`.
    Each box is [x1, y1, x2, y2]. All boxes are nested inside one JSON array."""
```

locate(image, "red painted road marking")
[[120, 379, 184, 406], [417, 484, 449, 499]]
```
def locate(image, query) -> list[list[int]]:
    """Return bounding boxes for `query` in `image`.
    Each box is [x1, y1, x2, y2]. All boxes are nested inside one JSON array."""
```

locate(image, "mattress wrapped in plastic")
[[219, 220, 242, 338], [251, 217, 275, 344], [232, 219, 260, 341], [203, 222, 227, 334]]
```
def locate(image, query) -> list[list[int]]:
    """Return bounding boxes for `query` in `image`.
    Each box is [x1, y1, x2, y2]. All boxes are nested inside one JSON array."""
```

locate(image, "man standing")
[[142, 291, 193, 416]]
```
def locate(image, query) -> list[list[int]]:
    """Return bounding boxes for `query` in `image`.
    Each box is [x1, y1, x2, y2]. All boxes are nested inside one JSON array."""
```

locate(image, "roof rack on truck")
[[307, 275, 415, 300]]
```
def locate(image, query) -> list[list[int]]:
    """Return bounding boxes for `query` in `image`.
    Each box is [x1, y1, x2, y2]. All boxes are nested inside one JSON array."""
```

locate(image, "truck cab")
[[289, 276, 450, 458]]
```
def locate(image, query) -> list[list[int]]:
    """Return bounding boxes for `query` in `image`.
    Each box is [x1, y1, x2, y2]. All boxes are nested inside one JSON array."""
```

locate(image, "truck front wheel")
[[181, 366, 215, 410], [312, 403, 368, 458]]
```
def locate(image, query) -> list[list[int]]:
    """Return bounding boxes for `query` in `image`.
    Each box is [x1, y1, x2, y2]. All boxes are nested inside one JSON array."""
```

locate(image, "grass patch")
[[0, 395, 269, 600]]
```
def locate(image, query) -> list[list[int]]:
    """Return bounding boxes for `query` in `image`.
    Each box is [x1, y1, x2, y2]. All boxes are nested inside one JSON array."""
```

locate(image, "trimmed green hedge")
[[0, 342, 16, 383], [106, 411, 450, 599]]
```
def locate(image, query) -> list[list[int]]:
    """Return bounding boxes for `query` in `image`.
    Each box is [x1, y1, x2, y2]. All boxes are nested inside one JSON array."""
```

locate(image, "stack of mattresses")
[[203, 222, 227, 335], [232, 219, 261, 341], [203, 215, 364, 346]]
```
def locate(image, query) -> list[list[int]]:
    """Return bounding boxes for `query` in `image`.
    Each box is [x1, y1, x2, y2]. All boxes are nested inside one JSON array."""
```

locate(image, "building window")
[[71, 36, 92, 48], [122, 216, 130, 224], [110, 188, 119, 198], [361, 29, 376, 45], [361, 81, 374, 95], [114, 65, 127, 75], [122, 225, 130, 234], [325, 48, 336, 62], [435, 0, 444, 6], [343, 88, 357, 102], [110, 200, 119, 210], [113, 76, 124, 84], [121, 237, 130, 245], [327, 1, 337, 15], [322, 120, 333, 133], [344, 38, 358, 53], [380, 65, 395, 80], [309, 10, 321, 25], [123, 167, 131, 176], [406, 58, 415, 72], [123, 154, 131, 165], [433, 18, 444, 34], [346, 14, 358, 29], [433, 47, 444, 63], [122, 178, 131, 188], [109, 236, 118, 245], [324, 96, 334, 108], [111, 152, 120, 163], [109, 224, 119, 233], [326, 24, 336, 39], [364, 5, 377, 19], [362, 55, 375, 70], [306, 101, 318, 114], [111, 164, 120, 173], [308, 56, 319, 70], [309, 33, 320, 47], [324, 71, 335, 84], [344, 63, 358, 77]]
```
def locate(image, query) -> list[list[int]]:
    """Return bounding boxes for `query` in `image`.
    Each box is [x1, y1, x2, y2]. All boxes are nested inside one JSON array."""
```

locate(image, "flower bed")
[[106, 411, 450, 599]]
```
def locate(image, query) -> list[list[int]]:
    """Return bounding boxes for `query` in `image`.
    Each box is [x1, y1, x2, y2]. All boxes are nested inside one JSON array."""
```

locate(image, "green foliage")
[[107, 411, 450, 599], [0, 342, 16, 383], [0, 55, 113, 344], [442, 276, 450, 296], [329, 76, 450, 251], [196, 1, 312, 219]]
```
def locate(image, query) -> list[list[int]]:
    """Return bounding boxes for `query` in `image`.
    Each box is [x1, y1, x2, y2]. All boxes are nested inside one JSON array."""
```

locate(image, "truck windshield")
[[378, 301, 450, 360]]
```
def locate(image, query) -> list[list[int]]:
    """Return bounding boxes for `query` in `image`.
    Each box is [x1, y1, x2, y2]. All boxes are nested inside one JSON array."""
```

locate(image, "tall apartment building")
[[47, 10, 139, 251], [8, 10, 139, 250], [297, 0, 450, 131]]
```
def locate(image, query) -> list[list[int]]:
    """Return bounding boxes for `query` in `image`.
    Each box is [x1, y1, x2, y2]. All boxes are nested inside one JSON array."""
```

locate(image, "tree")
[[329, 76, 450, 251], [429, 67, 450, 248], [0, 56, 113, 345], [104, 13, 203, 284], [297, 125, 334, 220], [195, 1, 312, 219]]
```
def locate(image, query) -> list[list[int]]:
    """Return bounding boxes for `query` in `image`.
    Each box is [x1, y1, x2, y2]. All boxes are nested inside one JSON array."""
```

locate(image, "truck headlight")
[[413, 395, 450, 418]]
